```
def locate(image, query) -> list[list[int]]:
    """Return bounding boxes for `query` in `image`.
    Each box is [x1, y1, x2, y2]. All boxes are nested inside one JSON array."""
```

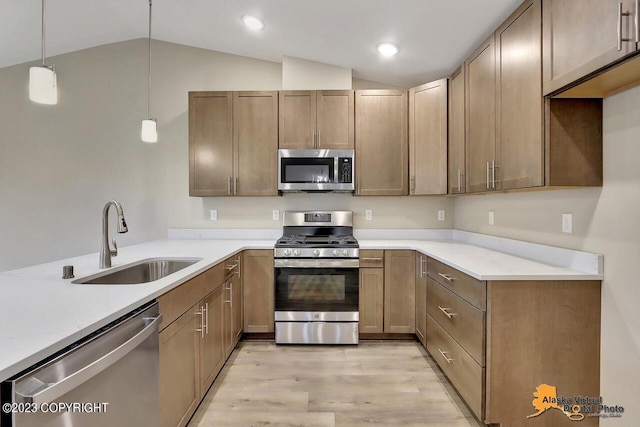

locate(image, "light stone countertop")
[[0, 235, 602, 382]]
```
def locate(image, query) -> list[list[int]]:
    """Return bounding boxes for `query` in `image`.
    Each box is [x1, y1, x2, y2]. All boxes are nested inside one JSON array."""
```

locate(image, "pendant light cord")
[[147, 0, 152, 119], [41, 0, 46, 66]]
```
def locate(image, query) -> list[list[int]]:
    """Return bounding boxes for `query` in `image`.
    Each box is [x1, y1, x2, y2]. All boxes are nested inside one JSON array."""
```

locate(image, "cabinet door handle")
[[227, 177, 232, 195], [486, 161, 490, 190], [225, 264, 238, 271], [196, 307, 204, 338], [618, 2, 631, 51], [421, 256, 427, 278], [438, 272, 455, 282], [438, 349, 453, 364], [438, 305, 455, 319], [226, 284, 232, 306], [457, 169, 461, 192], [236, 256, 241, 278], [491, 160, 497, 189], [204, 302, 209, 334], [234, 177, 238, 195], [317, 129, 321, 148]]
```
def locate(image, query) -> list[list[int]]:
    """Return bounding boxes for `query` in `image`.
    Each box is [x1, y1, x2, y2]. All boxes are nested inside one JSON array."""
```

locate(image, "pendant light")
[[30, 0, 57, 105], [141, 0, 157, 143]]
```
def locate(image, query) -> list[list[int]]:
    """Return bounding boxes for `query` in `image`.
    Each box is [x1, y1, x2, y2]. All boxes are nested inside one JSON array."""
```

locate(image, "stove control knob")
[[313, 249, 320, 257], [293, 249, 301, 256], [342, 249, 349, 256], [332, 249, 339, 256], [283, 249, 291, 256]]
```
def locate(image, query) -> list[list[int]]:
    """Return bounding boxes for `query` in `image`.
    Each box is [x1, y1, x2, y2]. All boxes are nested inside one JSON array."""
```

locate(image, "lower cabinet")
[[384, 250, 415, 333], [359, 252, 385, 334], [414, 253, 427, 347], [199, 286, 225, 396], [243, 250, 274, 333]]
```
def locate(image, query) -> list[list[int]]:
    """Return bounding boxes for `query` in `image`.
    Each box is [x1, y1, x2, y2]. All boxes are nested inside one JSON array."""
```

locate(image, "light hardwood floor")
[[188, 341, 483, 427]]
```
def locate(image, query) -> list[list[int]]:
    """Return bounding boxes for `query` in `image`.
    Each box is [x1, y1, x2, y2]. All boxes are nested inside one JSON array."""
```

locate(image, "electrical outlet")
[[365, 210, 373, 221], [488, 211, 494, 225], [437, 210, 445, 221], [272, 210, 280, 221], [562, 213, 573, 233], [210, 209, 218, 221]]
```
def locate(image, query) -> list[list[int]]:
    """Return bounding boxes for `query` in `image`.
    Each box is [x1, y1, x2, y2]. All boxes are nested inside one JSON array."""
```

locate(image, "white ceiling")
[[1, 0, 522, 87]]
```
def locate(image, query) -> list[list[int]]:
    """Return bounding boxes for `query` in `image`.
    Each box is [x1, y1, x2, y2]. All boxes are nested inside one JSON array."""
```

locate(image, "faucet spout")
[[100, 200, 128, 268]]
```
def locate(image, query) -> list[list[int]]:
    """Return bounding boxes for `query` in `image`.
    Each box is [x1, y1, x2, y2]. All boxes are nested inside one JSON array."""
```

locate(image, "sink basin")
[[73, 257, 203, 285]]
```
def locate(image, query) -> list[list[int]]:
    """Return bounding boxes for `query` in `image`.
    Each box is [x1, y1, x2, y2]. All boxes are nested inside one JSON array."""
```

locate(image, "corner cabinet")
[[279, 90, 354, 149], [409, 79, 447, 195], [188, 91, 278, 197], [355, 90, 408, 196]]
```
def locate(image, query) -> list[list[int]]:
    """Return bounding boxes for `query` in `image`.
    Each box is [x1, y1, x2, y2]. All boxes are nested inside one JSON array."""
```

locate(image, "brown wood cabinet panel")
[[359, 249, 384, 268], [279, 91, 316, 149], [188, 92, 233, 197], [542, 0, 637, 95], [160, 307, 200, 427], [465, 35, 497, 193], [427, 257, 486, 311], [383, 250, 415, 333], [233, 91, 278, 196], [359, 268, 384, 334], [415, 253, 427, 347], [355, 90, 408, 196], [426, 314, 484, 420], [496, 0, 544, 190], [409, 79, 448, 195], [317, 90, 355, 149], [485, 280, 601, 427], [427, 277, 485, 365], [223, 277, 234, 357], [243, 250, 274, 333], [232, 254, 244, 344], [199, 285, 225, 396], [448, 66, 466, 194]]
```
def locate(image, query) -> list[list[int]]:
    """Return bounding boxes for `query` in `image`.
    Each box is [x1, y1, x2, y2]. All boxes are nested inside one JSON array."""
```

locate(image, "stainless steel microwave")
[[278, 149, 355, 192]]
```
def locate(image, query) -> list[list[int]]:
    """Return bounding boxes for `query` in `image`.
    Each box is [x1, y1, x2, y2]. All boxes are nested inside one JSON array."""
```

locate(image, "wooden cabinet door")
[[317, 90, 354, 149], [279, 91, 316, 149], [409, 79, 447, 195], [415, 253, 427, 346], [233, 91, 278, 196], [384, 250, 416, 333], [199, 286, 224, 395], [160, 308, 200, 427], [496, 0, 544, 190], [188, 92, 233, 197], [355, 90, 408, 196], [243, 250, 274, 333], [232, 256, 244, 345], [223, 278, 234, 357], [466, 35, 496, 193], [542, 0, 637, 95], [359, 268, 384, 334], [448, 66, 466, 194]]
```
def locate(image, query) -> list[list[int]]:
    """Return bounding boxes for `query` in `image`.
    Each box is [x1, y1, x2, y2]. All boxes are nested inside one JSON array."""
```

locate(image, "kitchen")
[[0, 0, 639, 426]]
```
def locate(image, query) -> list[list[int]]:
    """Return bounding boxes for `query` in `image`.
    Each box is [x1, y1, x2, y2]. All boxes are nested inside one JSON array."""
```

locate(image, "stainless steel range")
[[274, 211, 359, 344]]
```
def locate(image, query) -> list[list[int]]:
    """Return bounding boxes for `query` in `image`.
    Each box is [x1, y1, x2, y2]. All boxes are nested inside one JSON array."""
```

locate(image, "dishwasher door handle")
[[17, 314, 162, 405]]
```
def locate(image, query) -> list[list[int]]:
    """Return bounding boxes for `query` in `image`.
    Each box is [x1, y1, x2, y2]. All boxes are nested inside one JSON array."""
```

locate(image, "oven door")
[[274, 262, 359, 313]]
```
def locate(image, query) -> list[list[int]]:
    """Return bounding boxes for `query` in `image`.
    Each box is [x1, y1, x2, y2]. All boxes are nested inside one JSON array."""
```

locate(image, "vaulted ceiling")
[[1, 0, 521, 87]]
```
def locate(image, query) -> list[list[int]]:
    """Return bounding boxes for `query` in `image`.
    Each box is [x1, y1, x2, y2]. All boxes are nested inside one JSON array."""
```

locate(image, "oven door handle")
[[274, 259, 360, 268]]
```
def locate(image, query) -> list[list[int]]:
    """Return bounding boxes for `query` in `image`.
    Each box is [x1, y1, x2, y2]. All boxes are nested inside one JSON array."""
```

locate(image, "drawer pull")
[[225, 264, 238, 271], [438, 306, 456, 319], [438, 272, 455, 282], [438, 349, 453, 364], [361, 257, 383, 261]]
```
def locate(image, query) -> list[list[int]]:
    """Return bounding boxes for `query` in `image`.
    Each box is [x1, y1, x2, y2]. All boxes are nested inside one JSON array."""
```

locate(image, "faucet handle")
[[111, 238, 118, 257]]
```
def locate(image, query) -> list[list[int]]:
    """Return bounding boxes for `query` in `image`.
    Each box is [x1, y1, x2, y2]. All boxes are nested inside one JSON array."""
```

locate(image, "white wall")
[[454, 85, 640, 426], [282, 56, 352, 89]]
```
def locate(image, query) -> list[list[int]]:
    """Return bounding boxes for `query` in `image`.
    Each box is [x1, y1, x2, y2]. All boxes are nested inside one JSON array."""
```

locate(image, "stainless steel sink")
[[73, 257, 203, 285]]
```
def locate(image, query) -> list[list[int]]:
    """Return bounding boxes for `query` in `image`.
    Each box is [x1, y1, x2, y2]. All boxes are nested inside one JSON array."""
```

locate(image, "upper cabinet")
[[543, 0, 640, 96], [448, 66, 466, 195], [409, 79, 448, 195], [279, 90, 354, 149], [355, 90, 409, 196], [189, 91, 278, 197]]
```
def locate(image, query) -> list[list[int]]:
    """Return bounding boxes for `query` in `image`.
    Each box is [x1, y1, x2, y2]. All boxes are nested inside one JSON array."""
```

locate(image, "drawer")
[[426, 314, 484, 421], [427, 257, 486, 310], [224, 253, 241, 279], [359, 250, 384, 268], [427, 278, 485, 365]]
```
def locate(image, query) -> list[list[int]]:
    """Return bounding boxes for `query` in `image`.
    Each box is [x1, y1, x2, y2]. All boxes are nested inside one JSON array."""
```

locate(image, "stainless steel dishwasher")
[[1, 301, 161, 427]]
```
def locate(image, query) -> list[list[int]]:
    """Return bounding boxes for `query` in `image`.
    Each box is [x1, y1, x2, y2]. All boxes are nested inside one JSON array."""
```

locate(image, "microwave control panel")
[[338, 158, 353, 183]]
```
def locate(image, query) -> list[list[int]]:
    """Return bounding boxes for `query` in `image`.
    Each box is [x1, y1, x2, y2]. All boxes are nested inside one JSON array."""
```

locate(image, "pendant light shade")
[[141, 119, 158, 143], [141, 0, 157, 143], [30, 0, 57, 105], [29, 66, 57, 104]]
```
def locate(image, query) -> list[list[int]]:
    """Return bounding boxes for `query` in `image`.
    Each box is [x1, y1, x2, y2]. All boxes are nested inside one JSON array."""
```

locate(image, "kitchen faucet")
[[99, 200, 128, 268]]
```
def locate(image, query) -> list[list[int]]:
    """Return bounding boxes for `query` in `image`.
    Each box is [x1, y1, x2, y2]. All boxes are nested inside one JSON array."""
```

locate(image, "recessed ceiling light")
[[377, 42, 399, 57], [242, 15, 264, 31]]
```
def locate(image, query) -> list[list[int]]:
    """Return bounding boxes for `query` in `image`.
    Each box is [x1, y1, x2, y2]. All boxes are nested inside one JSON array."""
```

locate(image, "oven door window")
[[281, 158, 334, 184], [275, 267, 358, 312]]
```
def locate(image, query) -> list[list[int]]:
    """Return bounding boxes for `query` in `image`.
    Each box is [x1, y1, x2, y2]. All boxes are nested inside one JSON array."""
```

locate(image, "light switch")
[[210, 210, 218, 221], [272, 210, 280, 221], [365, 210, 373, 221], [562, 213, 572, 233], [438, 210, 445, 221], [488, 211, 494, 225]]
